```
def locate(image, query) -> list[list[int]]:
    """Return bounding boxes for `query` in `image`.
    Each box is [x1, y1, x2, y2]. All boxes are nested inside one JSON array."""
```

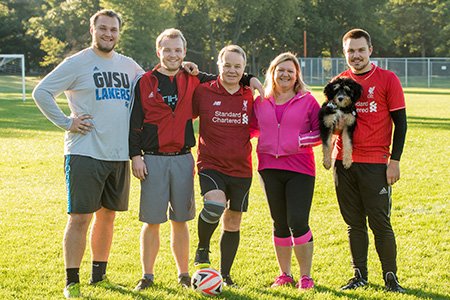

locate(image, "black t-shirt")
[[154, 71, 178, 111]]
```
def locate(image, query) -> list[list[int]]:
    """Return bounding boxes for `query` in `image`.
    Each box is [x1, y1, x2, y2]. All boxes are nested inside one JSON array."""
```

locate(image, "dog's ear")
[[351, 80, 363, 101], [323, 81, 335, 101]]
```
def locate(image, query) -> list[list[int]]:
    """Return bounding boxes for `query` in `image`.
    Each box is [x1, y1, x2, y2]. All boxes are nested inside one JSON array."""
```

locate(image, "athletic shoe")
[[89, 275, 108, 286], [134, 278, 154, 291], [340, 275, 368, 290], [296, 275, 314, 289], [271, 272, 294, 287], [178, 275, 191, 288], [63, 282, 81, 298], [222, 275, 239, 288], [194, 248, 211, 268], [385, 272, 405, 293]]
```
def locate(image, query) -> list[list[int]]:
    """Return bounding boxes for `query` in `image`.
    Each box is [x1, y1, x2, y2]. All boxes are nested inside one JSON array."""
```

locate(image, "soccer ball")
[[191, 268, 223, 296]]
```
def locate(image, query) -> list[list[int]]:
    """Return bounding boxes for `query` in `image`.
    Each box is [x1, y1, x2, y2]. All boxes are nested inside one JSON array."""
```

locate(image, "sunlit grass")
[[0, 79, 449, 299]]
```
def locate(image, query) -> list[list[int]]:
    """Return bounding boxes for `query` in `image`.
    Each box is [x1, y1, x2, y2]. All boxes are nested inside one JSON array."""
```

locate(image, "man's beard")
[[94, 41, 115, 53], [351, 59, 370, 72]]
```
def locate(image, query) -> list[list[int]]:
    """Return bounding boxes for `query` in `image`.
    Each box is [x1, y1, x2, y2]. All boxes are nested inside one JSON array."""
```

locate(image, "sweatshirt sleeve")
[[129, 77, 144, 158], [32, 59, 77, 130], [249, 96, 260, 138], [299, 96, 321, 147]]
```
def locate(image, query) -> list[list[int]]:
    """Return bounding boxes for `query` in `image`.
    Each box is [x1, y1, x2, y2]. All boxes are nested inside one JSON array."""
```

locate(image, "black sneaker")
[[194, 248, 211, 268], [178, 275, 191, 288], [222, 274, 239, 288], [385, 272, 405, 293], [341, 276, 368, 290], [134, 278, 154, 291]]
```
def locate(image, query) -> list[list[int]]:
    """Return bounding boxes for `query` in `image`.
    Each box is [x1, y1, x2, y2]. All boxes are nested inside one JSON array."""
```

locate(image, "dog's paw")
[[323, 160, 332, 170], [343, 159, 352, 169]]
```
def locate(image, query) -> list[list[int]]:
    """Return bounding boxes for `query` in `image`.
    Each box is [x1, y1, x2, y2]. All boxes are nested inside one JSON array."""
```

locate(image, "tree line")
[[1, 0, 449, 75]]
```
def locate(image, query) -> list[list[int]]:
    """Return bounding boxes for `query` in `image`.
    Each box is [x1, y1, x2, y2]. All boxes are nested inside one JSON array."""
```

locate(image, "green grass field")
[[0, 78, 449, 299]]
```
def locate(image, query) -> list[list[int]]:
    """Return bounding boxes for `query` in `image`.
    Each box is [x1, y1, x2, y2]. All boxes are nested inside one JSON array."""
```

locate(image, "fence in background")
[[300, 57, 450, 88]]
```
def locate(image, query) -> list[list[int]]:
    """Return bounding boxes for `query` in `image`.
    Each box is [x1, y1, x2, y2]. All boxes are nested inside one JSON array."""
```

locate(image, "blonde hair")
[[264, 52, 308, 98], [217, 45, 247, 66], [155, 28, 187, 52]]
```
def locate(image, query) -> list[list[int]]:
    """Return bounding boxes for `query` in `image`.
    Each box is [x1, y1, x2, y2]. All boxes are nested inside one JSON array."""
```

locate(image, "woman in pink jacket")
[[251, 52, 321, 290]]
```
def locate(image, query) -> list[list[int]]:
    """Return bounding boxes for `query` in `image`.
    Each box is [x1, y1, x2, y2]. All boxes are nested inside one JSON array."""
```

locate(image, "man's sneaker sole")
[[195, 262, 211, 269]]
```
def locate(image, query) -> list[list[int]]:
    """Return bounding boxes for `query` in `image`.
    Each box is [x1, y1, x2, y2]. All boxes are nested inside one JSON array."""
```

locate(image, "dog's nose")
[[337, 96, 344, 102]]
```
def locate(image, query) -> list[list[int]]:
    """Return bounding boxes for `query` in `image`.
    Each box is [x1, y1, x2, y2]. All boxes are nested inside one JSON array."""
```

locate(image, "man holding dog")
[[333, 29, 407, 293]]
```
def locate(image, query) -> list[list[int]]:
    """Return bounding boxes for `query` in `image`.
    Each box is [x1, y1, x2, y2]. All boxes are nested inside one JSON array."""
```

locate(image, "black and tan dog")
[[319, 77, 362, 169]]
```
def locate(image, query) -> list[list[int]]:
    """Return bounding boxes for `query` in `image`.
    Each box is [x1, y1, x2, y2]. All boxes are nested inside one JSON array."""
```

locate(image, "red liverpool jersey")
[[334, 64, 406, 163], [193, 79, 254, 177]]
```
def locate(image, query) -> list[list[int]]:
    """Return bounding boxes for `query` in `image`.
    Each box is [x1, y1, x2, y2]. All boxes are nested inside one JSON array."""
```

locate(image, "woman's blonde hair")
[[264, 52, 308, 98]]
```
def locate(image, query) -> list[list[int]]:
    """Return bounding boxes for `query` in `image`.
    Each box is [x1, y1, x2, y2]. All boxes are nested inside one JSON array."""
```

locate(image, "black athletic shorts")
[[64, 155, 130, 214], [198, 169, 252, 212]]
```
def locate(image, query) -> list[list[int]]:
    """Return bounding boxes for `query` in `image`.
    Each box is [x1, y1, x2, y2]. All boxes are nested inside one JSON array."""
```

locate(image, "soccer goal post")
[[0, 54, 26, 101]]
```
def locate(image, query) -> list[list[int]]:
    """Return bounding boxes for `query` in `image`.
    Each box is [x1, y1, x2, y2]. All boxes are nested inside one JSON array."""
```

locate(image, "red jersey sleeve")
[[386, 72, 406, 111]]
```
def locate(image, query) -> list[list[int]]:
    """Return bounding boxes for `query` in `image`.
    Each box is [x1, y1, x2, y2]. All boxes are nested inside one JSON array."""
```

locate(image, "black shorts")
[[198, 169, 252, 212], [64, 155, 130, 214]]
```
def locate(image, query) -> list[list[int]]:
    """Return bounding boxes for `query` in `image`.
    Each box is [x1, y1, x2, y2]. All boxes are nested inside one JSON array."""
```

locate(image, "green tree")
[[382, 0, 449, 57], [299, 0, 388, 58], [102, 0, 176, 69], [28, 0, 100, 69], [173, 0, 301, 75], [434, 1, 450, 56], [0, 0, 46, 72]]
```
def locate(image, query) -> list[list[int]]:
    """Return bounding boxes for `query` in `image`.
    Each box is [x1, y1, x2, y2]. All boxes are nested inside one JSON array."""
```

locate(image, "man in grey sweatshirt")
[[32, 9, 143, 299]]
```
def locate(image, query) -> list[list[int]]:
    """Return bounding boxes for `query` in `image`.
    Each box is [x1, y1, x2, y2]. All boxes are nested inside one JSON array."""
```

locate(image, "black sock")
[[220, 231, 240, 276], [91, 261, 107, 283], [197, 217, 219, 249], [66, 268, 80, 286]]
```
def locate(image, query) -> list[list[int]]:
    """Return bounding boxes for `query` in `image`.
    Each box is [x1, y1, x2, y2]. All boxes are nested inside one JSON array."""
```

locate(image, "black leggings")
[[259, 169, 315, 238]]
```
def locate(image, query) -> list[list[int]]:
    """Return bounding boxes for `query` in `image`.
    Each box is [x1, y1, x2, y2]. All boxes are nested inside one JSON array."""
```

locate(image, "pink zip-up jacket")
[[250, 91, 321, 158]]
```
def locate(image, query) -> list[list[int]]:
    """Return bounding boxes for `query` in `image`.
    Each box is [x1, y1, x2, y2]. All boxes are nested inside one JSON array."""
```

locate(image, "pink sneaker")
[[271, 272, 294, 287], [296, 275, 314, 290]]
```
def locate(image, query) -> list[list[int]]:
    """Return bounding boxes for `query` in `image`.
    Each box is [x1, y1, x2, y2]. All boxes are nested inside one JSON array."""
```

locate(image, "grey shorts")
[[64, 155, 130, 214], [139, 153, 195, 223]]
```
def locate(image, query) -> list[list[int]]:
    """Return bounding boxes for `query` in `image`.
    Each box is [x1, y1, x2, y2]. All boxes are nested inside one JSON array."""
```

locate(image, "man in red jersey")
[[192, 45, 253, 288], [334, 29, 407, 293]]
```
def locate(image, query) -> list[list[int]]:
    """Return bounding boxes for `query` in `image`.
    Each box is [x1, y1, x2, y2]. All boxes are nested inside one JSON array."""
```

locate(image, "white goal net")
[[0, 54, 26, 101]]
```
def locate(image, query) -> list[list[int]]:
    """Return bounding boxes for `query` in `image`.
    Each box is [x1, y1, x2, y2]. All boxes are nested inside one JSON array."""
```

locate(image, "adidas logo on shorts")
[[379, 187, 388, 195]]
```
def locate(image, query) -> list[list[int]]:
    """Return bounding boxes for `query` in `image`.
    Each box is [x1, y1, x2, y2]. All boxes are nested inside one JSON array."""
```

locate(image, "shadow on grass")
[[369, 282, 450, 300], [407, 116, 450, 130], [403, 89, 450, 95], [0, 97, 68, 137], [0, 97, 202, 137], [88, 282, 188, 300]]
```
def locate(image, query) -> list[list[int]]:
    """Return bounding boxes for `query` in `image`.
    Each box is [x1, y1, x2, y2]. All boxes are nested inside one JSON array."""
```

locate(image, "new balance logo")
[[213, 101, 221, 106], [148, 91, 154, 98], [379, 187, 388, 195], [370, 101, 377, 112]]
